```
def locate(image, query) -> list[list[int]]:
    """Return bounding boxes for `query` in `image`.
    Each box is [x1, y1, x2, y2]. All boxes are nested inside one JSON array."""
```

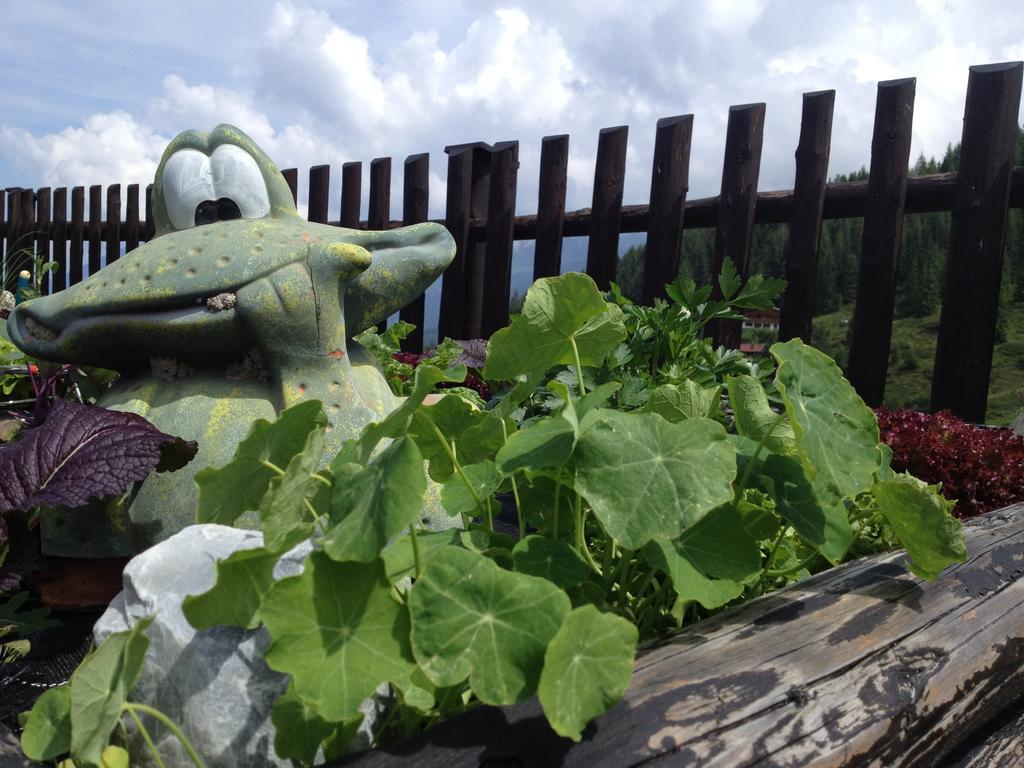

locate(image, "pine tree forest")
[[615, 125, 1024, 423]]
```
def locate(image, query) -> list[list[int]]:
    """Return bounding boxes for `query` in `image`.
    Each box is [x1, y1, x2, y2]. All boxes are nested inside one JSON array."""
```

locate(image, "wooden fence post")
[[340, 162, 362, 228], [308, 165, 330, 224], [143, 184, 154, 242], [847, 78, 916, 407], [439, 146, 475, 341], [481, 141, 519, 338], [35, 187, 51, 293], [52, 188, 67, 291], [400, 153, 430, 351], [369, 158, 392, 231], [779, 90, 835, 344], [87, 185, 101, 277], [105, 184, 121, 266], [931, 61, 1024, 421], [643, 115, 693, 304], [711, 103, 766, 348], [125, 184, 140, 253], [533, 134, 569, 281], [69, 187, 84, 287], [282, 169, 298, 208], [586, 126, 628, 290]]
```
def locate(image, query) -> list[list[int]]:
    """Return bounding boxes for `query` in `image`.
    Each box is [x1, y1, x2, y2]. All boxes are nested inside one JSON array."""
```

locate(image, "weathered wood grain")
[[948, 703, 1024, 767], [341, 504, 1024, 768]]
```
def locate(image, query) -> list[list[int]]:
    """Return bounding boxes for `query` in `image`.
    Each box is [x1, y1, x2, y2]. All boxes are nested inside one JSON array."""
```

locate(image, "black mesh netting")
[[0, 610, 101, 731]]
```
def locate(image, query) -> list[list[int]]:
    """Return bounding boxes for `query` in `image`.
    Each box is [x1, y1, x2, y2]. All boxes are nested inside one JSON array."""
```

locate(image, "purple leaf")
[[0, 400, 198, 514], [454, 339, 488, 370]]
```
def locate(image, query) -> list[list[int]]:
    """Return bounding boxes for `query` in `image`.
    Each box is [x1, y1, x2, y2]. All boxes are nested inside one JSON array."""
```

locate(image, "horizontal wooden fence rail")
[[2, 61, 1022, 422]]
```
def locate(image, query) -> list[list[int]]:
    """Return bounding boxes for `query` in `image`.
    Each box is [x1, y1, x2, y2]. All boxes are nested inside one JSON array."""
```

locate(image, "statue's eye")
[[162, 149, 215, 231], [161, 145, 271, 231], [209, 145, 271, 221]]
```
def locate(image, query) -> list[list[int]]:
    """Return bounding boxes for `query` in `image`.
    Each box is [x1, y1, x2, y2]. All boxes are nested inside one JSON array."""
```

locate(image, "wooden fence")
[[2, 61, 1022, 423]]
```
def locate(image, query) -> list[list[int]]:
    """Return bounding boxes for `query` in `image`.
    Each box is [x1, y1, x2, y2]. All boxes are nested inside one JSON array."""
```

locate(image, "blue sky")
[[2, 0, 1022, 219]]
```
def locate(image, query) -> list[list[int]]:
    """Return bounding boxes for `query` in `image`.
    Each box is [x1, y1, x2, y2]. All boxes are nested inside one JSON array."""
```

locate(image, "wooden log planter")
[[343, 503, 1024, 767]]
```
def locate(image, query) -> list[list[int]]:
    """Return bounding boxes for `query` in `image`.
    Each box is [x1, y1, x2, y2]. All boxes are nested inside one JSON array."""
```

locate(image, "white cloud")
[[0, 112, 166, 189], [0, 0, 1020, 222]]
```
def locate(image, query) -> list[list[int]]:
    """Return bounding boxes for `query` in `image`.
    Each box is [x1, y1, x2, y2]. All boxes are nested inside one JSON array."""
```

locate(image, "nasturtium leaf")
[[409, 546, 571, 705], [575, 411, 736, 550], [771, 339, 882, 504], [20, 685, 71, 761], [483, 272, 626, 380], [0, 399, 198, 515], [408, 397, 505, 481], [670, 504, 761, 581], [70, 616, 153, 768], [760, 453, 852, 563], [872, 476, 967, 580], [512, 535, 589, 587], [394, 666, 437, 713], [196, 401, 326, 526], [537, 605, 637, 741], [260, 427, 326, 553], [382, 529, 462, 583], [0, 590, 59, 635], [261, 553, 415, 721], [726, 375, 796, 455], [496, 414, 577, 474], [459, 528, 493, 552], [642, 539, 743, 609], [321, 715, 366, 762], [323, 437, 426, 563], [182, 546, 279, 630], [271, 683, 337, 766], [641, 381, 722, 423], [441, 460, 502, 517], [357, 365, 466, 463], [516, 475, 576, 537]]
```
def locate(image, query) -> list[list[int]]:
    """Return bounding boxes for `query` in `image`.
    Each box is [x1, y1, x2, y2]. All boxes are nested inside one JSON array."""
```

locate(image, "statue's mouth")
[[8, 285, 251, 370]]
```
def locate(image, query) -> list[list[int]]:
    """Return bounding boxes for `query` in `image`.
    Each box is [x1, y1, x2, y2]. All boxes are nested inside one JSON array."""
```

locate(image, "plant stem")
[[259, 460, 286, 477], [303, 497, 327, 536], [576, 508, 603, 576], [409, 522, 423, 580], [125, 706, 167, 768], [569, 336, 587, 396], [124, 703, 207, 768], [310, 472, 332, 487], [499, 419, 526, 540], [425, 418, 489, 529]]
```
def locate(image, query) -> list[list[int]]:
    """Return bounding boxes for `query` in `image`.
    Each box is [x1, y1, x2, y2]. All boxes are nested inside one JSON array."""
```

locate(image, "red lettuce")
[[0, 400, 197, 514], [877, 407, 1024, 519]]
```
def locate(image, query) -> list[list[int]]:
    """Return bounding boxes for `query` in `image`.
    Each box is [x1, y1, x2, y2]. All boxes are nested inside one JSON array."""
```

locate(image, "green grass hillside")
[[809, 302, 1024, 425]]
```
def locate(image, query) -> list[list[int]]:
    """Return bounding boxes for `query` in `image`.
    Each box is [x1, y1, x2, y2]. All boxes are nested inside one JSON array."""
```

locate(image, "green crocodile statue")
[[7, 124, 455, 557]]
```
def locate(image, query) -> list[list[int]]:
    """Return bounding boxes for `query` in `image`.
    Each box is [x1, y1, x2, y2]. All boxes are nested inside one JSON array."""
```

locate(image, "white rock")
[[94, 524, 370, 767]]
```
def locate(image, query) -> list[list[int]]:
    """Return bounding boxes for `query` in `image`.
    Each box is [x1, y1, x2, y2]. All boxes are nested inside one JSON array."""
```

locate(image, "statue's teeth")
[[205, 293, 237, 312]]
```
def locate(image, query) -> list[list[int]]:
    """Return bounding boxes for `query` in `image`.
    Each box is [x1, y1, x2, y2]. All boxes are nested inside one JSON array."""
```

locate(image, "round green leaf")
[[261, 553, 415, 720], [575, 411, 736, 550], [196, 400, 327, 526], [771, 339, 881, 503], [873, 476, 967, 580], [323, 436, 427, 562], [70, 617, 153, 768], [512, 535, 589, 587], [20, 685, 71, 761], [182, 546, 279, 630], [409, 546, 570, 705], [441, 460, 502, 517], [538, 605, 637, 741], [484, 273, 626, 380], [270, 684, 337, 766]]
